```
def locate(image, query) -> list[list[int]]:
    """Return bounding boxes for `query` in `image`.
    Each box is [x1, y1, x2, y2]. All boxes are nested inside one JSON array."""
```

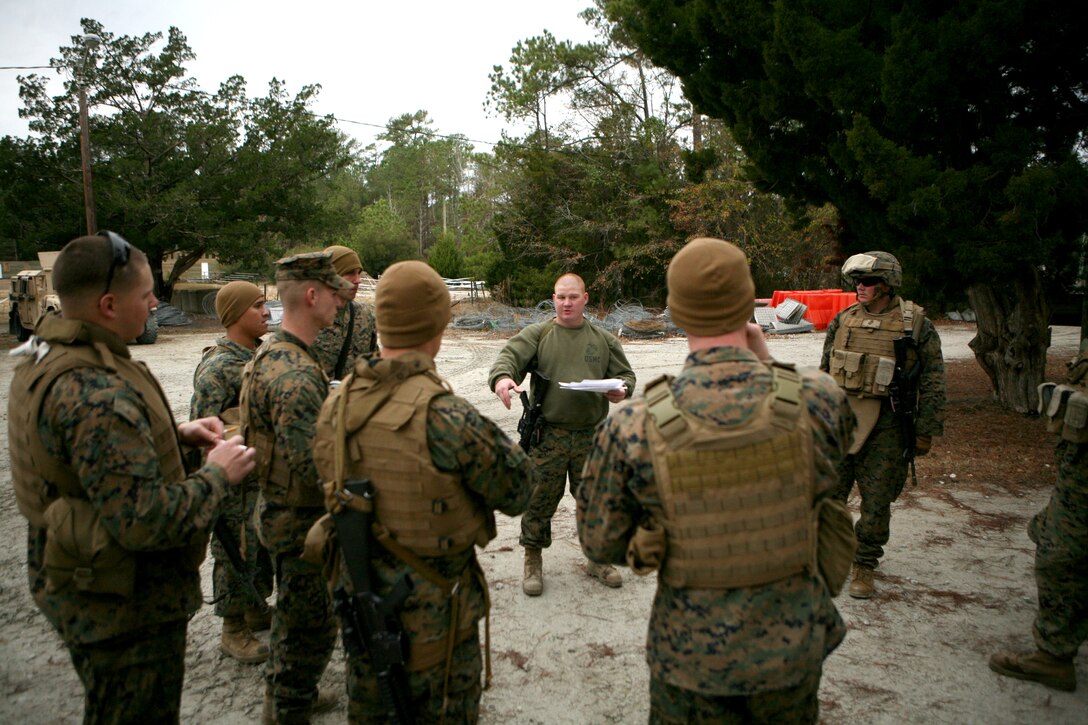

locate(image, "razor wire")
[[451, 298, 680, 338]]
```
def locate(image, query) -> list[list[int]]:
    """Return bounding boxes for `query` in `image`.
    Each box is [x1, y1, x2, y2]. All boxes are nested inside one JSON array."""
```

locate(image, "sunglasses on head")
[[855, 276, 884, 287], [98, 230, 132, 294]]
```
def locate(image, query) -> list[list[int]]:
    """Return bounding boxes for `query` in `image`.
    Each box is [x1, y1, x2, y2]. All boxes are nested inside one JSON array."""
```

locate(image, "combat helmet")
[[841, 251, 902, 288]]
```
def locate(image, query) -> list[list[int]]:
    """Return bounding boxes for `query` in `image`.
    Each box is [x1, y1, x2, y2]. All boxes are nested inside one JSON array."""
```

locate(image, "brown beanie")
[[375, 261, 451, 347], [666, 237, 755, 335], [215, 281, 264, 328], [324, 245, 363, 277]]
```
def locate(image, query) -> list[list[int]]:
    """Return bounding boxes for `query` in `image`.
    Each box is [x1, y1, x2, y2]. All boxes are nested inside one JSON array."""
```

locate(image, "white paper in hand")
[[558, 378, 627, 393]]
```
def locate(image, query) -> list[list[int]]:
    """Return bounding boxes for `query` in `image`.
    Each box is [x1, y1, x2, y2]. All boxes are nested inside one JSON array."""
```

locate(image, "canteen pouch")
[[625, 519, 666, 576], [42, 497, 135, 597], [815, 498, 856, 596], [302, 512, 341, 584]]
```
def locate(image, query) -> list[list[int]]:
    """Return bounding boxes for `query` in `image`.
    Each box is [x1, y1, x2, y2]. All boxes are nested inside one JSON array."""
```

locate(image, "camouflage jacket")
[[820, 296, 945, 438], [242, 329, 329, 549], [577, 346, 853, 695], [189, 337, 256, 421], [311, 299, 377, 380], [330, 353, 533, 663], [16, 317, 229, 644]]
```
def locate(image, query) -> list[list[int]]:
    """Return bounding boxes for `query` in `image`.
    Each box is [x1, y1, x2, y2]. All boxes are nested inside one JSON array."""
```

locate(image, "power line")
[[6, 65, 687, 159]]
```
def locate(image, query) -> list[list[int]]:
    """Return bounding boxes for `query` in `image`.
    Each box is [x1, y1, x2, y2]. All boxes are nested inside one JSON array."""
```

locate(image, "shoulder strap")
[[647, 362, 803, 444], [333, 302, 356, 380]]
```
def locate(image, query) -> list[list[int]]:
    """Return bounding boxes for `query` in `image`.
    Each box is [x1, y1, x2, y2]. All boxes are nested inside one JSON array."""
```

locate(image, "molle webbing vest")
[[645, 363, 816, 589], [240, 339, 325, 507], [315, 353, 495, 687], [1038, 352, 1088, 444], [336, 363, 492, 556], [10, 322, 185, 529], [829, 299, 923, 397]]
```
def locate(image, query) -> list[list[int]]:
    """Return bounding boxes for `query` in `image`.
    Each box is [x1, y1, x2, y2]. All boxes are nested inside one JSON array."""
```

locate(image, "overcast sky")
[[0, 0, 599, 150]]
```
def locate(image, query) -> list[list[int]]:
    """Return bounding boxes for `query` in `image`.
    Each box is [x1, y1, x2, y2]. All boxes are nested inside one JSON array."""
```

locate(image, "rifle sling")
[[333, 301, 356, 380], [371, 522, 493, 689]]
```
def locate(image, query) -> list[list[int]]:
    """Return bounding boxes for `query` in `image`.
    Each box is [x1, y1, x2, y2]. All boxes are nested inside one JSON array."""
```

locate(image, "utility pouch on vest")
[[42, 497, 135, 597], [873, 357, 895, 393], [815, 498, 856, 596], [1062, 392, 1088, 443], [831, 350, 864, 391], [1039, 383, 1088, 443]]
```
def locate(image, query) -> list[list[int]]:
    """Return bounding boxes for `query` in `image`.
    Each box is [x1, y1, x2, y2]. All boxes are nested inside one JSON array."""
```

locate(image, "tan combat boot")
[[523, 547, 543, 596], [220, 616, 270, 664], [989, 649, 1076, 691], [586, 562, 623, 588], [245, 606, 272, 633], [848, 564, 875, 599]]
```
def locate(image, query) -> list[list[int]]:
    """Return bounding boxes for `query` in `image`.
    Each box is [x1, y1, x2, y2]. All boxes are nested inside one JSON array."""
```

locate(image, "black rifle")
[[212, 518, 269, 613], [517, 369, 551, 452], [330, 479, 414, 724], [890, 335, 921, 486]]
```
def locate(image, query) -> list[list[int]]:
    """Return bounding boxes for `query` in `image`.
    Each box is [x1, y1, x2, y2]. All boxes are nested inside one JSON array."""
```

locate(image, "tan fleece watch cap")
[[215, 280, 264, 327], [324, 245, 363, 277], [375, 261, 450, 347], [667, 237, 755, 335]]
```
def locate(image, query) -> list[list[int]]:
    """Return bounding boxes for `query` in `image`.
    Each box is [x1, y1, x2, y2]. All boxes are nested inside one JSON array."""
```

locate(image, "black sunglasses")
[[99, 230, 132, 294], [855, 276, 884, 287]]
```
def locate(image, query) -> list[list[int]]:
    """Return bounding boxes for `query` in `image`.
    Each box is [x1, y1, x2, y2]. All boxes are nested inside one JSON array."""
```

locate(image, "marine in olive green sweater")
[[488, 273, 635, 595]]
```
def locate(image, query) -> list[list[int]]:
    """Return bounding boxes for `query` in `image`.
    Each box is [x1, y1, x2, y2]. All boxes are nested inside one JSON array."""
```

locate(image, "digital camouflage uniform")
[[9, 316, 230, 723], [310, 299, 378, 380], [578, 347, 854, 723], [190, 337, 273, 617], [242, 329, 338, 721], [317, 353, 533, 723], [820, 299, 945, 570], [488, 320, 635, 550], [1029, 351, 1088, 660]]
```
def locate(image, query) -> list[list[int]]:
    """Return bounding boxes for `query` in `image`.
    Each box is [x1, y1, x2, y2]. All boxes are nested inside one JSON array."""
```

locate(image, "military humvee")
[[8, 251, 158, 344]]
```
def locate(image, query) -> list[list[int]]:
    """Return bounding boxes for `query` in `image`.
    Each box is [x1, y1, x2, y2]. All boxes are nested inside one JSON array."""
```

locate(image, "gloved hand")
[[915, 435, 932, 456]]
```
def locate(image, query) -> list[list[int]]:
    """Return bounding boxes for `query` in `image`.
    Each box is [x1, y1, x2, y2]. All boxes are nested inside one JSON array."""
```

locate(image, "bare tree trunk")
[[163, 246, 205, 303], [967, 269, 1050, 413]]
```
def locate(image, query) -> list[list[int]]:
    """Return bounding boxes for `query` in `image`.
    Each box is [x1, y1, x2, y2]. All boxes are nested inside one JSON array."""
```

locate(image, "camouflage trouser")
[[1029, 440, 1088, 659], [346, 634, 482, 724], [67, 618, 188, 725], [258, 501, 338, 722], [648, 667, 821, 725], [519, 425, 596, 550], [212, 482, 273, 618], [831, 423, 907, 569]]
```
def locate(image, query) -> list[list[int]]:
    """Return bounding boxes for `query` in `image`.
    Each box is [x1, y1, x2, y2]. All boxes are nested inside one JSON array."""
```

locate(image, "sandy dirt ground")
[[0, 321, 1085, 724]]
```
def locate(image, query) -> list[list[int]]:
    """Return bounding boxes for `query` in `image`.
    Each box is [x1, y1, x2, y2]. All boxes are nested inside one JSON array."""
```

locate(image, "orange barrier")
[[770, 289, 857, 331]]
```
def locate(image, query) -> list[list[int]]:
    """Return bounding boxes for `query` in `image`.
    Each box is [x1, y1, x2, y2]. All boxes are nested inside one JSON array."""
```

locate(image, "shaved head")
[[554, 273, 586, 294]]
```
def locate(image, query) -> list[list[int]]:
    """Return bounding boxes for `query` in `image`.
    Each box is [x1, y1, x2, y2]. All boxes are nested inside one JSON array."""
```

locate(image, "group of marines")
[[8, 231, 1084, 724]]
